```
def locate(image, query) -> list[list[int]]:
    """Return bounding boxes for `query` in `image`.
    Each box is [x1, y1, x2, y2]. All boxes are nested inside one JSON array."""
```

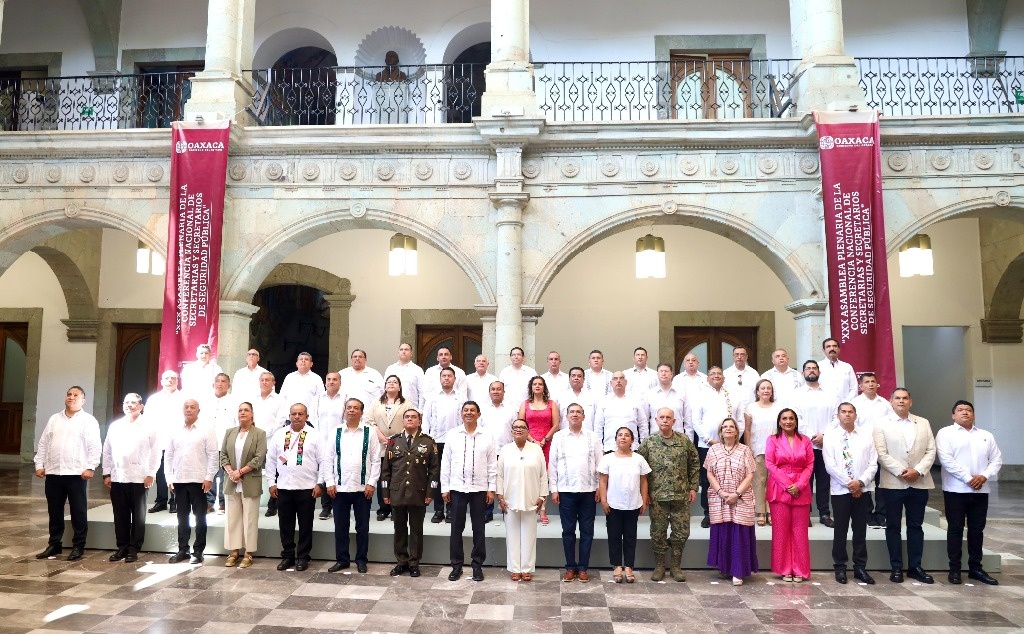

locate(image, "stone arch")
[[259, 263, 350, 295], [29, 245, 99, 339], [990, 252, 1024, 319], [884, 194, 1023, 257], [442, 22, 491, 65], [253, 27, 336, 69], [222, 206, 494, 306], [525, 203, 822, 305]]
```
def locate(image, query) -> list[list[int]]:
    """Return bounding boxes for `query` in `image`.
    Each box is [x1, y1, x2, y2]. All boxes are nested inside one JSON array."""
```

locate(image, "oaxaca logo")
[[819, 135, 873, 150], [175, 140, 225, 153]]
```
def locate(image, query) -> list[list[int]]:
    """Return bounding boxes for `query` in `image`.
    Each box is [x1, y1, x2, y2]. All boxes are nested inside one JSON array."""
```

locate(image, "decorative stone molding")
[[661, 201, 678, 214], [980, 318, 1023, 344], [453, 161, 472, 180], [974, 152, 995, 170], [45, 166, 62, 183], [887, 153, 909, 172], [146, 165, 164, 182], [559, 160, 580, 178], [112, 164, 130, 182], [339, 162, 358, 180], [376, 162, 396, 181], [930, 153, 952, 171], [639, 158, 659, 177], [11, 166, 29, 183], [60, 318, 100, 342], [350, 202, 367, 218], [994, 190, 1011, 206], [719, 158, 739, 175], [79, 165, 96, 183], [757, 156, 779, 175], [600, 160, 620, 177], [228, 163, 247, 181], [799, 156, 819, 175], [64, 203, 80, 218], [679, 157, 700, 176], [521, 160, 541, 179], [265, 163, 285, 181], [301, 163, 320, 181], [414, 162, 433, 180]]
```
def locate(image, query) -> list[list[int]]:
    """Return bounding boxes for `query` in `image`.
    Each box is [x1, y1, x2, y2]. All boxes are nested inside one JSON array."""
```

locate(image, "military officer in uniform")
[[637, 407, 700, 581], [382, 408, 440, 577]]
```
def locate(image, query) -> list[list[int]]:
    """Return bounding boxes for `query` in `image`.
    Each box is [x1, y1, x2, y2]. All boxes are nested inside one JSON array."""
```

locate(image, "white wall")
[[118, 0, 208, 56], [0, 0, 93, 75], [98, 229, 164, 308], [282, 229, 480, 370], [536, 225, 797, 373], [0, 252, 96, 447]]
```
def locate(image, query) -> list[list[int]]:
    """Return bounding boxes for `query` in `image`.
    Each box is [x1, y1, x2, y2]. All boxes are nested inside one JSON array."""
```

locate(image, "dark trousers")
[[559, 491, 597, 571], [831, 492, 871, 569], [432, 444, 446, 514], [698, 446, 709, 516], [882, 487, 928, 570], [812, 449, 831, 517], [320, 482, 331, 512], [110, 482, 148, 551], [377, 478, 391, 516], [205, 467, 226, 508], [944, 491, 989, 572], [44, 474, 88, 549], [393, 504, 426, 566], [173, 482, 207, 555], [606, 507, 640, 568], [870, 469, 885, 517], [332, 491, 372, 565], [277, 488, 315, 561], [154, 452, 174, 506], [449, 490, 486, 568]]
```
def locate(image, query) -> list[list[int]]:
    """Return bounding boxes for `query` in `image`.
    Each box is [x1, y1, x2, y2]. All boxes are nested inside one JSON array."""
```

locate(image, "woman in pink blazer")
[[765, 408, 814, 581]]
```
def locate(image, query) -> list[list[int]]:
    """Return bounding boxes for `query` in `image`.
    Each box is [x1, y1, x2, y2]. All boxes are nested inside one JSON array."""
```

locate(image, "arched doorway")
[[450, 42, 489, 122], [0, 323, 27, 454], [271, 46, 339, 126], [251, 285, 331, 388]]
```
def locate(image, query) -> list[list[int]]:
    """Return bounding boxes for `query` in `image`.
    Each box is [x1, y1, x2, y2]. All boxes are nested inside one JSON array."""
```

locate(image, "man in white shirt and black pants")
[[823, 402, 877, 585], [325, 398, 381, 574], [441, 401, 497, 582], [936, 399, 1002, 585], [267, 403, 328, 572], [165, 399, 218, 564], [34, 386, 102, 561]]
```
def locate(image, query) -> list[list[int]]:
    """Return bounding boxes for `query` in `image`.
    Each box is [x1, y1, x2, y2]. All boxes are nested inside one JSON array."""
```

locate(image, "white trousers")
[[224, 492, 260, 552], [505, 509, 538, 573]]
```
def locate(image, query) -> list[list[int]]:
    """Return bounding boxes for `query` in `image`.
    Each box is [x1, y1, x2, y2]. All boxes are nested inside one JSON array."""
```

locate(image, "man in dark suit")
[[381, 408, 440, 577]]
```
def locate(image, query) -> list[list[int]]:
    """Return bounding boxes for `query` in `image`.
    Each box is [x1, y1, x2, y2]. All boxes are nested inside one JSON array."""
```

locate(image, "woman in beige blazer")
[[220, 402, 267, 568], [369, 375, 415, 520]]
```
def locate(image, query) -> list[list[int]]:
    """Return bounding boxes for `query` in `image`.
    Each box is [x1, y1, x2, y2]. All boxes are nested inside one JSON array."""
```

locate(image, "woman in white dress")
[[496, 418, 549, 581], [743, 379, 782, 526]]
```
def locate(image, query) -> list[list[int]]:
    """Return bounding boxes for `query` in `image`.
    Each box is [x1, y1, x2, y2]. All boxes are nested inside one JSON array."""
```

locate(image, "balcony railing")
[[247, 64, 483, 125], [856, 56, 1023, 116], [0, 72, 193, 131]]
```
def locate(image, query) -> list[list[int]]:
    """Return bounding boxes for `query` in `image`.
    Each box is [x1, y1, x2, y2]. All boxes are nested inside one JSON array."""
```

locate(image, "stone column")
[[481, 0, 536, 116], [521, 305, 544, 368], [0, 2, 6, 47], [184, 0, 256, 124], [324, 293, 357, 372], [475, 304, 498, 364], [489, 192, 529, 371], [218, 300, 259, 376], [788, 0, 865, 114], [785, 298, 830, 367]]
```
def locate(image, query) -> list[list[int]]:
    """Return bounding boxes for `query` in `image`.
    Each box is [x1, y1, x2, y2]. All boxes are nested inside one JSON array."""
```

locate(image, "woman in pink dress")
[[765, 408, 814, 582], [519, 376, 560, 525]]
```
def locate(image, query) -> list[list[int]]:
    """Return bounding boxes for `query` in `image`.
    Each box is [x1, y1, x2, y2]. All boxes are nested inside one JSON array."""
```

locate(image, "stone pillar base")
[[792, 57, 867, 115], [183, 71, 256, 124], [481, 63, 537, 117]]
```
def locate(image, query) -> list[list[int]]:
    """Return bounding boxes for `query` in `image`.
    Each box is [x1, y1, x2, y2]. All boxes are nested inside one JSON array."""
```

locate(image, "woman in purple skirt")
[[705, 417, 758, 585]]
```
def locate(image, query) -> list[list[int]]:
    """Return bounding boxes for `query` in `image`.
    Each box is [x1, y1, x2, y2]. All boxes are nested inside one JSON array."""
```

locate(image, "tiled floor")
[[2, 465, 1023, 633]]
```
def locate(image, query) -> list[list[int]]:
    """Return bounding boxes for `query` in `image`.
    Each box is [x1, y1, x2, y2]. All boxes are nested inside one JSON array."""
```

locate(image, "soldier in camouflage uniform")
[[637, 407, 700, 581], [381, 408, 440, 577]]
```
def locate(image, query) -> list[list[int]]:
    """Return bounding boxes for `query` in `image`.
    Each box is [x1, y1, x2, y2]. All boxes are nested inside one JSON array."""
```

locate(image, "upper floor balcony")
[[1, 56, 1021, 131]]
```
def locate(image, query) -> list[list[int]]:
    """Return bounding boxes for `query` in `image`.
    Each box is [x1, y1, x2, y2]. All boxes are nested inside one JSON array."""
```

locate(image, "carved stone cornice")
[[980, 318, 1023, 344]]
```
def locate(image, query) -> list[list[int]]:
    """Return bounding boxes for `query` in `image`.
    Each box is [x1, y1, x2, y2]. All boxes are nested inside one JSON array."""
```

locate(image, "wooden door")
[[674, 326, 758, 373], [0, 323, 28, 454], [113, 324, 161, 418], [416, 325, 483, 370]]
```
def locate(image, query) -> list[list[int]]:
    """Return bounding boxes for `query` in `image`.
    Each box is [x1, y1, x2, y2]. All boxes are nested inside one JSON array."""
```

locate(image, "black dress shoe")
[[168, 551, 189, 564], [948, 570, 962, 584], [391, 564, 409, 576], [328, 562, 349, 573], [700, 516, 710, 529], [472, 565, 484, 581], [431, 511, 444, 524], [168, 502, 177, 513], [265, 507, 277, 517], [448, 566, 462, 581], [908, 567, 934, 584], [819, 515, 835, 528], [875, 515, 886, 527], [189, 554, 204, 565], [109, 547, 128, 562], [357, 562, 368, 573], [968, 569, 998, 585], [295, 560, 309, 572], [834, 568, 848, 584], [444, 512, 452, 524], [853, 567, 875, 585], [36, 545, 61, 559], [277, 558, 295, 571], [409, 566, 421, 577], [377, 512, 388, 521], [889, 569, 904, 583], [319, 508, 331, 520], [67, 547, 84, 561], [148, 503, 167, 513], [485, 512, 494, 523], [124, 550, 138, 563]]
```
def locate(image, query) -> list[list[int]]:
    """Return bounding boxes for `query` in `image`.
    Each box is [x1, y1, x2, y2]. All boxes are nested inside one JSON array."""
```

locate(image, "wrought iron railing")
[[533, 59, 799, 121], [856, 56, 1023, 116], [0, 72, 194, 131], [247, 64, 483, 125]]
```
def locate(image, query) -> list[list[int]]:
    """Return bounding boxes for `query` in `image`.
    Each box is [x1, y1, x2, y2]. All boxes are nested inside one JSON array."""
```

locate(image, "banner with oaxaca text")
[[814, 110, 896, 397], [158, 120, 230, 385]]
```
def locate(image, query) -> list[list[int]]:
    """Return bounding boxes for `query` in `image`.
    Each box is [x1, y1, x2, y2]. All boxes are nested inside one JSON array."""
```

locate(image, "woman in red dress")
[[519, 376, 560, 525]]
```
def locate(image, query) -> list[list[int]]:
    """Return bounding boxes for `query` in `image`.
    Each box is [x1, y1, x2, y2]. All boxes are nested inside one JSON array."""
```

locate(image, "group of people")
[[32, 339, 1003, 587]]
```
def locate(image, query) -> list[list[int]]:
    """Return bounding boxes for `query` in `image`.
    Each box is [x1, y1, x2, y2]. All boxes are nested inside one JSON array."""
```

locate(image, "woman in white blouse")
[[220, 402, 267, 568], [744, 379, 782, 527], [497, 419, 552, 581], [598, 427, 651, 583], [496, 418, 549, 581]]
